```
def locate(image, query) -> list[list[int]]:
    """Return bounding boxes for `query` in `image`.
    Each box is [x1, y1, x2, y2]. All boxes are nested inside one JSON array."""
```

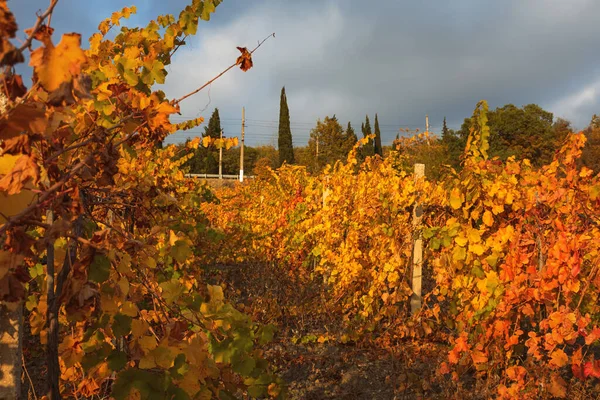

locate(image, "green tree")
[[440, 116, 463, 170], [441, 116, 450, 137], [456, 103, 561, 166], [361, 115, 375, 158], [204, 108, 222, 139], [582, 115, 600, 173], [342, 121, 358, 156], [308, 115, 346, 173], [278, 86, 295, 166], [374, 113, 383, 156]]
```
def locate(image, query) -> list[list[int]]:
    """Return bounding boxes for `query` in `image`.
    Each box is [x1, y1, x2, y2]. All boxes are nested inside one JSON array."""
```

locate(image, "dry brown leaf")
[[0, 73, 27, 100], [0, 0, 22, 67], [24, 24, 54, 46], [0, 154, 39, 194], [0, 134, 38, 154], [236, 46, 253, 72], [0, 103, 48, 140]]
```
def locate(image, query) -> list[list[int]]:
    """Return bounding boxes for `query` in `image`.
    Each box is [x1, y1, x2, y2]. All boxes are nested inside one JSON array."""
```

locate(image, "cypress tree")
[[374, 113, 382, 156], [442, 116, 450, 138], [278, 87, 295, 166], [203, 108, 222, 139], [361, 115, 374, 157], [342, 121, 358, 155]]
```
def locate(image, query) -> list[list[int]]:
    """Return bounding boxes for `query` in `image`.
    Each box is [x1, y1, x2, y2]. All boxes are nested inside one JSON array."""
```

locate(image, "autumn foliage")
[[0, 1, 283, 399], [204, 103, 600, 398], [2, 0, 600, 399]]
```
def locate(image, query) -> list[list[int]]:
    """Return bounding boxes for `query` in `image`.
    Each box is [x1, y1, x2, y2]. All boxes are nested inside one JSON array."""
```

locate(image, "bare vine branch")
[[18, 0, 60, 53], [173, 33, 275, 105]]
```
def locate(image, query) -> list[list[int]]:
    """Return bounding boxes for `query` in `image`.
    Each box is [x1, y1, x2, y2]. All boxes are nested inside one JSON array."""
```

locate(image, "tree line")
[[175, 87, 600, 178]]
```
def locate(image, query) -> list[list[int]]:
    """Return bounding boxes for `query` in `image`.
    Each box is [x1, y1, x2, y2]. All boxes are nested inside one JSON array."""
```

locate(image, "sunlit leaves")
[[29, 33, 87, 103]]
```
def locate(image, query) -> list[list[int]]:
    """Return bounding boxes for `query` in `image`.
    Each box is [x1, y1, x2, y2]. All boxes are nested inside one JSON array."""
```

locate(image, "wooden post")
[[322, 175, 330, 208], [240, 107, 245, 182], [411, 163, 425, 315], [315, 136, 319, 172], [218, 129, 223, 180]]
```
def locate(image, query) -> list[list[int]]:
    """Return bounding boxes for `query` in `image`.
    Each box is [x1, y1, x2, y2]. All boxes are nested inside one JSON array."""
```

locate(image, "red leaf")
[[584, 359, 600, 378]]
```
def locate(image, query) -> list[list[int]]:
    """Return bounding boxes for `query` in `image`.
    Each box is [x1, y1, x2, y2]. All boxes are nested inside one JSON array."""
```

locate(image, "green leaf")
[[247, 384, 266, 398], [218, 390, 238, 400], [199, 0, 218, 21], [169, 354, 189, 379], [142, 60, 166, 85], [422, 227, 437, 240], [159, 280, 185, 305], [232, 356, 255, 376], [89, 254, 111, 283], [258, 324, 276, 345], [29, 263, 43, 278], [112, 313, 132, 337], [170, 240, 192, 264], [108, 350, 128, 371]]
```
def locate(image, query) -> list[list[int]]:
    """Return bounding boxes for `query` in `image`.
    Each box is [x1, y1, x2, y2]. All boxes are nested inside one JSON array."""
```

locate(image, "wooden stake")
[[411, 163, 425, 315], [219, 129, 223, 180], [240, 107, 245, 182]]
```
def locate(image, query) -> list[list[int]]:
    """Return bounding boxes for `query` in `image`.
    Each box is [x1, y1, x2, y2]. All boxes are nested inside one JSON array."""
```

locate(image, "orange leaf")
[[548, 374, 567, 398], [29, 33, 87, 93], [471, 350, 487, 364], [550, 348, 568, 368]]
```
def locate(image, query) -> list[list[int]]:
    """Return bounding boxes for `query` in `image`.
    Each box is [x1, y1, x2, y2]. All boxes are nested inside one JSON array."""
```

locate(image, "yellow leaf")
[[139, 354, 156, 369], [202, 136, 212, 148], [449, 188, 463, 210], [131, 319, 149, 338], [138, 336, 157, 353], [455, 235, 468, 247], [452, 246, 466, 262], [482, 210, 494, 227], [469, 243, 485, 256], [153, 344, 176, 369], [187, 137, 201, 149], [29, 33, 87, 92], [207, 284, 224, 303], [120, 301, 138, 317]]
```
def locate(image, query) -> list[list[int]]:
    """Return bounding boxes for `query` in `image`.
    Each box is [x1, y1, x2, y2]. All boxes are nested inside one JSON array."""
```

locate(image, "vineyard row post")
[[240, 107, 245, 182], [219, 129, 223, 180], [411, 163, 425, 315]]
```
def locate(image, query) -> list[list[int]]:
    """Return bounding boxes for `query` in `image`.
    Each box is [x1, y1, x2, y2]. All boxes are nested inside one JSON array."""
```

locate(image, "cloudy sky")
[[12, 0, 600, 147]]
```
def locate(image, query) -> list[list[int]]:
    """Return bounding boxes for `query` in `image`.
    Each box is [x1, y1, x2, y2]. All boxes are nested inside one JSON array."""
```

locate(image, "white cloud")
[[547, 79, 600, 128]]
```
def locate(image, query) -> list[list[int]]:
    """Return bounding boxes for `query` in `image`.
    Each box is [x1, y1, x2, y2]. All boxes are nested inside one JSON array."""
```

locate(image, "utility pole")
[[219, 129, 223, 180], [425, 114, 431, 145], [240, 107, 245, 182]]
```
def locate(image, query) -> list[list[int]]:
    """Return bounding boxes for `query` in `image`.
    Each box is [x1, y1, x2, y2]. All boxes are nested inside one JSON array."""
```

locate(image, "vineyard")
[[1, 1, 600, 399]]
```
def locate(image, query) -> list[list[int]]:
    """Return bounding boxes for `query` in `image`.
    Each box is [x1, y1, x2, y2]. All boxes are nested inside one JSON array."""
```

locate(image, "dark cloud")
[[11, 0, 600, 146]]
